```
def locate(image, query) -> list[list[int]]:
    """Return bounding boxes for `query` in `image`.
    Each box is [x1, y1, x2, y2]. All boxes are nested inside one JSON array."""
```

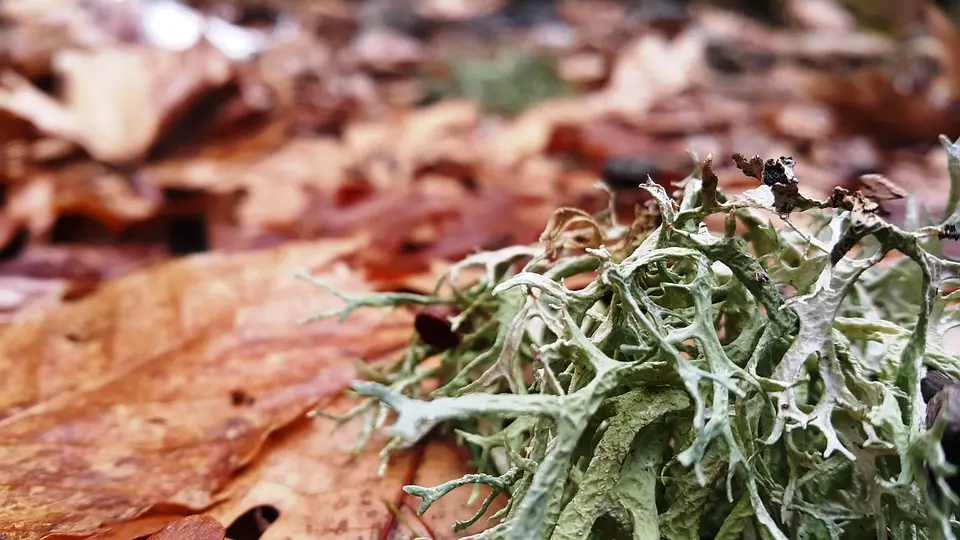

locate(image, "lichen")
[[306, 136, 960, 540]]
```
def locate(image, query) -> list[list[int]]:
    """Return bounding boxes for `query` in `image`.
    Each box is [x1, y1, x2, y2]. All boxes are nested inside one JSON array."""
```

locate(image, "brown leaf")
[[42, 162, 162, 232], [143, 102, 488, 252], [857, 173, 908, 201], [601, 29, 705, 117], [205, 396, 504, 539], [805, 68, 960, 146], [0, 276, 72, 323], [87, 513, 198, 540], [352, 27, 426, 73], [785, 0, 857, 32], [0, 44, 233, 164], [147, 515, 224, 540], [924, 3, 960, 102], [413, 0, 503, 22], [0, 244, 166, 283], [732, 153, 765, 181], [700, 154, 719, 208], [539, 207, 603, 258], [0, 237, 415, 539]]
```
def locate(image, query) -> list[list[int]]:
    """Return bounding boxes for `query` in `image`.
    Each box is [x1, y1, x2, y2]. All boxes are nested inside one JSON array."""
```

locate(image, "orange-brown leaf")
[[205, 396, 505, 539], [0, 237, 414, 539], [147, 515, 224, 540]]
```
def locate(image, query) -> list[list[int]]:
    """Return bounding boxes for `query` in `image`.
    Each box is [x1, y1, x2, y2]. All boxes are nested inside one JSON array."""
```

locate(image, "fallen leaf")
[[0, 0, 135, 79], [344, 100, 480, 188], [857, 173, 907, 201], [0, 237, 415, 539], [785, 0, 857, 32], [805, 67, 960, 146], [601, 27, 705, 118], [147, 515, 224, 540], [205, 396, 504, 539], [0, 43, 233, 164], [0, 276, 72, 323], [86, 513, 201, 540], [924, 3, 960, 102], [352, 27, 427, 73], [35, 162, 162, 233], [414, 0, 503, 22], [0, 244, 166, 283]]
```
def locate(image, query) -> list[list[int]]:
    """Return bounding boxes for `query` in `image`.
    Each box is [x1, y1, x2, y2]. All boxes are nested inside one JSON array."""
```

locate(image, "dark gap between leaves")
[[51, 215, 112, 244], [233, 5, 279, 27], [161, 189, 212, 255], [167, 216, 209, 255], [32, 72, 61, 98], [148, 81, 242, 161], [0, 228, 30, 261], [224, 505, 280, 540]]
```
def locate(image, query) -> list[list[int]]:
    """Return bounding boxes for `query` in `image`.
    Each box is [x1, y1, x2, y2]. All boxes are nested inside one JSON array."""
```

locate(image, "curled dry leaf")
[[0, 43, 233, 164], [0, 237, 415, 539], [857, 173, 907, 201], [601, 27, 705, 118], [539, 207, 603, 258], [141, 99, 562, 262], [205, 396, 504, 540], [0, 162, 163, 250]]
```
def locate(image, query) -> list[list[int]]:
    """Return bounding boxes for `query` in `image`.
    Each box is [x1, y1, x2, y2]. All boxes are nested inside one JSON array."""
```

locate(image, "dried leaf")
[[205, 396, 503, 539], [0, 237, 414, 539], [805, 68, 960, 146], [700, 153, 719, 208], [0, 276, 72, 323], [785, 0, 857, 32], [49, 163, 162, 231], [413, 0, 503, 21], [352, 27, 426, 73], [538, 207, 603, 258], [147, 515, 224, 540], [0, 44, 233, 164], [857, 173, 908, 201], [0, 245, 166, 283], [924, 3, 960, 102], [731, 153, 765, 181], [602, 29, 705, 117]]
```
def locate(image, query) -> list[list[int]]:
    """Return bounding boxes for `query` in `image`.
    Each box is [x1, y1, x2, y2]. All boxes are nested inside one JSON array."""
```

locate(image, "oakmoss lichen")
[[305, 135, 960, 540]]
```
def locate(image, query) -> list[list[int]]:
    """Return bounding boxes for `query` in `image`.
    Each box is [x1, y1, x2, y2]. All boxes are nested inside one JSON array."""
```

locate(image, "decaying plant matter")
[[305, 135, 960, 540]]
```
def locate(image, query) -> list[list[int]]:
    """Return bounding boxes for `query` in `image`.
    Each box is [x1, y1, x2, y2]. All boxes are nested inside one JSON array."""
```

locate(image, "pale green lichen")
[[305, 137, 960, 540]]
